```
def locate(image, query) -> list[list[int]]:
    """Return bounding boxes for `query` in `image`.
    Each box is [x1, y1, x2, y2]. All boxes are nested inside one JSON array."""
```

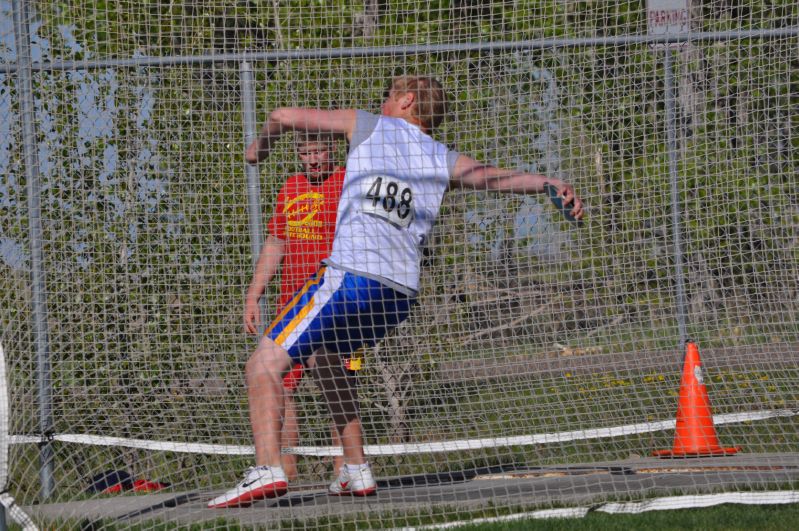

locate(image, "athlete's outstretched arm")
[[246, 108, 357, 164], [450, 154, 584, 219]]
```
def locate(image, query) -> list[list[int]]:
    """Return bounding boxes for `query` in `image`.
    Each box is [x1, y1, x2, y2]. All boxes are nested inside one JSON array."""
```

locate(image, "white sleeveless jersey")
[[325, 111, 459, 294]]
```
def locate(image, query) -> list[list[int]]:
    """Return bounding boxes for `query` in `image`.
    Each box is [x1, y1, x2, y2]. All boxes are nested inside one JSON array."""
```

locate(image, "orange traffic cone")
[[653, 341, 740, 457]]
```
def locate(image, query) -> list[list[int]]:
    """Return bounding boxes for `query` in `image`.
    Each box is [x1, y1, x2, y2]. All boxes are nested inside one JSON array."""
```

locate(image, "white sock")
[[256, 465, 284, 475], [346, 463, 369, 474]]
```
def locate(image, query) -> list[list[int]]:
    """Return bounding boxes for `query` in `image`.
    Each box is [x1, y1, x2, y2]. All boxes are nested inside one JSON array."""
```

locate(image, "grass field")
[[459, 503, 799, 531]]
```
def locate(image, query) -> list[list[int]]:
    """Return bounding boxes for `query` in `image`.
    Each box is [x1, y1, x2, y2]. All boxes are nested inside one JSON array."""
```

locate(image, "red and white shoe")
[[328, 464, 377, 496], [207, 466, 288, 508]]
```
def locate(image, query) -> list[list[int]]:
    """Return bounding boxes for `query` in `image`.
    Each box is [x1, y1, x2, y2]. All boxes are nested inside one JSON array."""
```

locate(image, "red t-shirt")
[[267, 167, 345, 310]]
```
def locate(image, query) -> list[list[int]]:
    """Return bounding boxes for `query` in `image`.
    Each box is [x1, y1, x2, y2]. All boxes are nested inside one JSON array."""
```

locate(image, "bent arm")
[[450, 154, 584, 219], [246, 108, 357, 164]]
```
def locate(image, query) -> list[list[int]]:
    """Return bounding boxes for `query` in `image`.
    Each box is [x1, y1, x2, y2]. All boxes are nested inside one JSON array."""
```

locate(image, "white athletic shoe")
[[207, 466, 288, 508], [328, 464, 377, 496]]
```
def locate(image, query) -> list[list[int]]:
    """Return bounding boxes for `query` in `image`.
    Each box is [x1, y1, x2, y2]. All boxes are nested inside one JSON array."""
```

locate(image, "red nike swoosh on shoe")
[[339, 481, 349, 489]]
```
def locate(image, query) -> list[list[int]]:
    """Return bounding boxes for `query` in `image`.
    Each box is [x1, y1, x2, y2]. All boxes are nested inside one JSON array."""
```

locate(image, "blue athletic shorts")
[[265, 266, 414, 366]]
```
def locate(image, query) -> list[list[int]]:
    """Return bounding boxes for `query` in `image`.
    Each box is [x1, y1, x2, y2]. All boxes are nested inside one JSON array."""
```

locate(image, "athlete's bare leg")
[[331, 423, 346, 471], [281, 389, 300, 480], [312, 348, 365, 465], [282, 375, 346, 478], [245, 335, 293, 467], [338, 418, 366, 465]]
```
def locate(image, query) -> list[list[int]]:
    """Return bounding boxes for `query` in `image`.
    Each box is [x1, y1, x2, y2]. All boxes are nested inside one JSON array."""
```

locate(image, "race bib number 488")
[[361, 175, 414, 228]]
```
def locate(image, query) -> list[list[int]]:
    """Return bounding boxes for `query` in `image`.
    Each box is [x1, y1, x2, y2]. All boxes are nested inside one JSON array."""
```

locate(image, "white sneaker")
[[328, 464, 377, 496], [207, 466, 288, 508]]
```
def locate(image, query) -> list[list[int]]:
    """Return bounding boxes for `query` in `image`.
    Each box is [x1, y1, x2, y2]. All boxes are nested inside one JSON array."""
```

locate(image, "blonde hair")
[[388, 75, 447, 132]]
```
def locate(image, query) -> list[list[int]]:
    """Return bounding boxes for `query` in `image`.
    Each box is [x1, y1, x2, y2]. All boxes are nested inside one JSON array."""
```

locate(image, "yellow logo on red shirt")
[[282, 191, 327, 240]]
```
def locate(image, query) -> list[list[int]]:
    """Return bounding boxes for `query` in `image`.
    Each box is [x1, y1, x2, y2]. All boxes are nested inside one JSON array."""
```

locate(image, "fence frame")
[[5, 3, 799, 501]]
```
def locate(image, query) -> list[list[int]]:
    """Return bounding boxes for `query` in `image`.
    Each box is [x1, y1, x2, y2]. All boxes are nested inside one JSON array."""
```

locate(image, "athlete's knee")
[[245, 338, 291, 384]]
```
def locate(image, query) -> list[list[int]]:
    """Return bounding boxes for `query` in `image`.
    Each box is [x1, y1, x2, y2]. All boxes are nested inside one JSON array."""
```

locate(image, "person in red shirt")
[[242, 134, 348, 481]]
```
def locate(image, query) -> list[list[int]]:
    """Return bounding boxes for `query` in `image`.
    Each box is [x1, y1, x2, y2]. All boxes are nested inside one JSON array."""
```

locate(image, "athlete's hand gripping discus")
[[544, 182, 583, 226]]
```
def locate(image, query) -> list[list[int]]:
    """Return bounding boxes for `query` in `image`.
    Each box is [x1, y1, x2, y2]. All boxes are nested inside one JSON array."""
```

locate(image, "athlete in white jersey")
[[209, 75, 584, 508], [325, 109, 460, 294]]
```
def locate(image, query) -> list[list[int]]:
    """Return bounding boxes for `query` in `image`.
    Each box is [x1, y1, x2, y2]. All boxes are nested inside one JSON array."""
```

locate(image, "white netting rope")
[[0, 343, 37, 530]]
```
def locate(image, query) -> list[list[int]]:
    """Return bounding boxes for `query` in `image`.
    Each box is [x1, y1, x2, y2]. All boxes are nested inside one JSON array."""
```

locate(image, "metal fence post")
[[664, 48, 688, 348], [240, 61, 268, 336], [11, 0, 55, 500]]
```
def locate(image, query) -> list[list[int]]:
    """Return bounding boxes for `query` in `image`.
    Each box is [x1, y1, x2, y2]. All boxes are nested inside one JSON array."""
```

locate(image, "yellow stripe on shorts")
[[275, 300, 314, 345], [265, 266, 326, 337]]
